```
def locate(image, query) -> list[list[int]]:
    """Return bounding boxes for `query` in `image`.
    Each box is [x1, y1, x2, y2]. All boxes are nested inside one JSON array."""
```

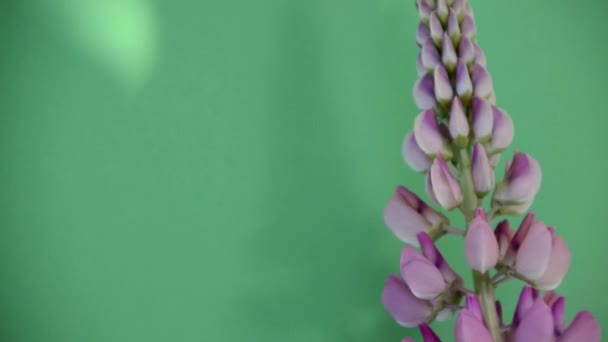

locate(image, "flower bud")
[[536, 231, 571, 290], [471, 96, 494, 142], [400, 245, 446, 300], [421, 40, 440, 71], [494, 220, 513, 260], [465, 208, 499, 273], [436, 0, 449, 23], [447, 10, 460, 45], [515, 221, 553, 280], [471, 143, 494, 195], [382, 275, 433, 327], [429, 156, 463, 209], [551, 296, 566, 333], [512, 286, 537, 327], [461, 14, 476, 40], [559, 311, 601, 342], [459, 36, 475, 65], [414, 74, 436, 110], [419, 324, 441, 342], [487, 105, 514, 154], [416, 21, 430, 46], [493, 152, 542, 214], [417, 0, 432, 23], [425, 171, 438, 204], [455, 309, 493, 342], [429, 12, 443, 46], [452, 0, 467, 21], [456, 60, 473, 101], [465, 294, 484, 322], [449, 97, 469, 146], [402, 132, 432, 172], [384, 186, 445, 246], [442, 33, 457, 72], [434, 64, 453, 106], [471, 63, 493, 100], [402, 338, 414, 342], [414, 109, 452, 157], [504, 212, 535, 265], [418, 232, 461, 283], [474, 43, 487, 66], [514, 299, 554, 342]]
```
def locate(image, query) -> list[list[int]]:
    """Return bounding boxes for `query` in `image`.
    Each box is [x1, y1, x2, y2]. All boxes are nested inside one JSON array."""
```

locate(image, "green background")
[[0, 0, 605, 340]]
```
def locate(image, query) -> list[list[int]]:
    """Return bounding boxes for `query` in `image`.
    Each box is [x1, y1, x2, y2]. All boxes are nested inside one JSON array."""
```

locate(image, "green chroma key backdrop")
[[0, 0, 606, 340]]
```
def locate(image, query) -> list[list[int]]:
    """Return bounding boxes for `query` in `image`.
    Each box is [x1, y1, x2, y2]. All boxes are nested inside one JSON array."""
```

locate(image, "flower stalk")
[[380, 0, 600, 341], [473, 271, 501, 342]]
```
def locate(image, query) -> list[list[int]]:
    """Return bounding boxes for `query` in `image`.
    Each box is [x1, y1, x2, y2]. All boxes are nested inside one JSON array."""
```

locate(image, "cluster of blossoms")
[[381, 0, 601, 341]]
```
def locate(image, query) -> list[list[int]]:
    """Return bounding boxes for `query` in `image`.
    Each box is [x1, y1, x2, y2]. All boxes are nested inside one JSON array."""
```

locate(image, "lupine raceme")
[[381, 0, 600, 340]]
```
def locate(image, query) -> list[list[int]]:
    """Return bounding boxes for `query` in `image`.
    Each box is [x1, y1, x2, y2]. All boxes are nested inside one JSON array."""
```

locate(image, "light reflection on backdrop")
[[61, 0, 158, 88]]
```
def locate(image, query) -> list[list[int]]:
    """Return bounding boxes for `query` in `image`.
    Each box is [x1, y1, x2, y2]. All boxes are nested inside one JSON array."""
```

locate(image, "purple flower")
[[381, 0, 599, 340], [536, 228, 571, 290], [558, 311, 601, 342], [465, 209, 499, 273], [455, 60, 473, 101], [401, 245, 447, 299], [382, 275, 432, 327], [471, 143, 495, 195], [429, 12, 443, 46], [414, 110, 453, 158], [384, 186, 445, 246], [502, 215, 553, 280], [433, 64, 453, 106], [513, 298, 554, 342], [459, 36, 475, 65], [414, 74, 436, 110], [448, 97, 469, 145], [455, 308, 493, 342], [441, 33, 457, 71], [428, 156, 463, 209], [461, 14, 476, 40], [471, 63, 493, 100], [494, 220, 513, 261], [418, 232, 461, 283], [402, 132, 432, 173], [417, 21, 430, 46], [471, 96, 494, 142], [447, 10, 460, 44], [493, 152, 542, 215], [487, 105, 514, 154]]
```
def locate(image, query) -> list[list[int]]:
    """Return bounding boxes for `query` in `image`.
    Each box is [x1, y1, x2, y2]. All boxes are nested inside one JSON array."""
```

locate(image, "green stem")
[[458, 147, 502, 342], [473, 272, 502, 342]]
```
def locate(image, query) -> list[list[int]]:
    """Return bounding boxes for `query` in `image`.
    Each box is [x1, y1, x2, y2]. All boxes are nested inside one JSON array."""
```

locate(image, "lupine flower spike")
[[382, 1, 599, 341]]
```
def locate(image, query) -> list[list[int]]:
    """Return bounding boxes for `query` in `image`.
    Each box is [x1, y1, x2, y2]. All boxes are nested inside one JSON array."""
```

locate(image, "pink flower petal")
[[559, 311, 601, 342], [455, 309, 493, 342], [515, 221, 552, 280], [382, 275, 432, 327], [465, 208, 499, 273], [514, 299, 554, 342]]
